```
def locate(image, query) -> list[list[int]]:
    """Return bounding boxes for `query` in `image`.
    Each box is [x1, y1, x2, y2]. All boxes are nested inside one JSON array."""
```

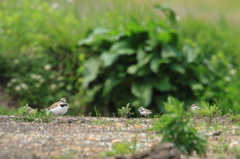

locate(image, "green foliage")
[[179, 18, 240, 113], [117, 103, 134, 118], [1, 0, 240, 116], [193, 101, 222, 117], [14, 104, 54, 123], [91, 119, 110, 125], [94, 106, 100, 117], [0, 106, 18, 115], [78, 5, 223, 112], [149, 96, 207, 156], [0, 0, 83, 110], [3, 54, 68, 107], [101, 140, 137, 157]]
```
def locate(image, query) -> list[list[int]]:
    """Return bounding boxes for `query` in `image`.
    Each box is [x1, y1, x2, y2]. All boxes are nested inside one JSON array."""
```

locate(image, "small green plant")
[[117, 103, 134, 118], [195, 101, 222, 117], [94, 106, 101, 117], [149, 96, 207, 156], [101, 139, 138, 157], [14, 104, 54, 123], [0, 106, 18, 115], [153, 113, 162, 118], [92, 119, 110, 125], [227, 113, 240, 125]]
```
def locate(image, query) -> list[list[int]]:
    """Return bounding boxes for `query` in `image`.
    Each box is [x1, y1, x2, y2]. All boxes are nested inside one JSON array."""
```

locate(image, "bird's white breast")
[[141, 111, 152, 116], [50, 105, 68, 116]]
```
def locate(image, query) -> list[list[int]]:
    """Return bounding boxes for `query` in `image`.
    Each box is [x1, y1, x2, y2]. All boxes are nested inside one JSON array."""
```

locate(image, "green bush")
[[0, 0, 84, 111], [78, 6, 225, 113], [117, 103, 134, 118], [179, 18, 240, 113], [14, 104, 54, 123], [3, 54, 68, 107], [193, 101, 222, 117], [149, 96, 207, 156]]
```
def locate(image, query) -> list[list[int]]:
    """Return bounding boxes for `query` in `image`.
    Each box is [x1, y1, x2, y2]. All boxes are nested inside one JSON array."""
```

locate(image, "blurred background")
[[0, 0, 239, 116]]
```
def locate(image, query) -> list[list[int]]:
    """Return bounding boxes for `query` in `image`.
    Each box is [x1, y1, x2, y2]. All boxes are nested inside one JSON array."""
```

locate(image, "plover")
[[191, 104, 200, 112], [138, 107, 152, 117], [46, 98, 68, 116]]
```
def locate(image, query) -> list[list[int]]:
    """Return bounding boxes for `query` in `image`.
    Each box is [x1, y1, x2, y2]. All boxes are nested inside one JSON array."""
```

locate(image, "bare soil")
[[0, 116, 239, 159]]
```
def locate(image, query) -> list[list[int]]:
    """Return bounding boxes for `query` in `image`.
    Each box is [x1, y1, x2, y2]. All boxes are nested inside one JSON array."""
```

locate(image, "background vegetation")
[[0, 0, 239, 116]]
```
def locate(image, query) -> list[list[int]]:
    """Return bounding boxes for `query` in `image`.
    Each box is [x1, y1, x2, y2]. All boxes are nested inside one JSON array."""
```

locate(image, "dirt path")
[[0, 116, 160, 159], [0, 116, 239, 159]]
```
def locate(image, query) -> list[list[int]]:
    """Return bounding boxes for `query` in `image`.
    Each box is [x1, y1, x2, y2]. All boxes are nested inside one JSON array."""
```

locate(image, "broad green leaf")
[[100, 52, 119, 67], [82, 57, 101, 88], [91, 28, 110, 35], [137, 48, 152, 66], [127, 65, 138, 75], [169, 63, 185, 74], [78, 28, 110, 46], [131, 80, 152, 107], [145, 38, 159, 51], [154, 76, 172, 91], [136, 66, 151, 76], [190, 83, 204, 91], [85, 85, 102, 102], [155, 4, 177, 24], [77, 36, 95, 46], [102, 75, 122, 96], [110, 40, 130, 51], [114, 48, 135, 55], [183, 44, 199, 63], [150, 55, 165, 73], [161, 45, 182, 59]]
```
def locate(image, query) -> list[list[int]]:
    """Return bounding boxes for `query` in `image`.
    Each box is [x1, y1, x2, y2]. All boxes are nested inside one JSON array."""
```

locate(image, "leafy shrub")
[[149, 96, 207, 156], [0, 0, 83, 111], [78, 6, 224, 113], [15, 104, 53, 123], [117, 103, 134, 118], [179, 18, 240, 113], [3, 54, 68, 108], [101, 141, 137, 157], [194, 101, 222, 117]]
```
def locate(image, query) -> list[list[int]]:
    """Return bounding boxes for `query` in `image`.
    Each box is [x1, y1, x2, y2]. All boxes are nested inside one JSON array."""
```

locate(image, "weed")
[[92, 119, 110, 125], [0, 106, 18, 115], [194, 101, 222, 117], [230, 146, 240, 158], [117, 103, 134, 118], [125, 119, 142, 125], [101, 137, 138, 157], [229, 114, 240, 123], [51, 151, 75, 159], [14, 104, 54, 123], [149, 96, 207, 156], [94, 106, 101, 117], [153, 113, 162, 118]]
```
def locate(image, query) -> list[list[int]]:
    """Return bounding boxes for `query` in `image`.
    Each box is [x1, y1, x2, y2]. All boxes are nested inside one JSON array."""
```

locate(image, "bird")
[[138, 107, 152, 117], [191, 104, 200, 111], [46, 98, 68, 116]]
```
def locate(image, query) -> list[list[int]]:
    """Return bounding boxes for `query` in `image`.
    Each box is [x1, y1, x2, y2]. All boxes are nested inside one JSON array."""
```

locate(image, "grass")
[[0, 106, 18, 115]]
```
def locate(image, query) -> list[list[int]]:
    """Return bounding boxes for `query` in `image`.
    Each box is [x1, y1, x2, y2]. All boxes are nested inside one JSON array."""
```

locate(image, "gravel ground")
[[0, 115, 239, 159], [0, 116, 161, 159]]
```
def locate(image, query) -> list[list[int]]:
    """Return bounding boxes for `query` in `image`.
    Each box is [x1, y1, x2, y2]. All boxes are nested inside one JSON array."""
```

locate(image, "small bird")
[[46, 98, 68, 116], [138, 107, 152, 117], [191, 104, 200, 111]]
